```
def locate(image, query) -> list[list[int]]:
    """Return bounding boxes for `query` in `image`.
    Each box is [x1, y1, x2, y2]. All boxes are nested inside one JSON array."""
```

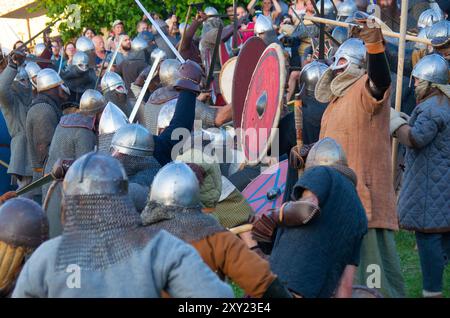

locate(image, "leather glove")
[[51, 159, 75, 180], [390, 108, 409, 136], [0, 191, 17, 204], [351, 11, 385, 54], [278, 200, 320, 226], [8, 50, 26, 68], [289, 143, 314, 170], [174, 60, 203, 95], [250, 212, 278, 243]]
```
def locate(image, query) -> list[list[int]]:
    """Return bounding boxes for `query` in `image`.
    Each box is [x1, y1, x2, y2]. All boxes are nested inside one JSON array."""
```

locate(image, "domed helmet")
[[331, 26, 349, 45], [75, 36, 95, 53], [330, 38, 366, 71], [299, 61, 329, 97], [0, 197, 48, 296], [72, 51, 90, 72], [131, 36, 149, 52], [150, 48, 167, 64], [79, 89, 107, 115], [24, 62, 41, 87], [204, 7, 219, 17], [337, 0, 358, 21], [101, 71, 127, 95], [411, 53, 448, 85], [110, 124, 155, 157], [63, 152, 128, 197], [428, 20, 450, 48], [417, 8, 444, 30], [36, 68, 70, 95], [159, 59, 181, 87], [149, 161, 201, 208]]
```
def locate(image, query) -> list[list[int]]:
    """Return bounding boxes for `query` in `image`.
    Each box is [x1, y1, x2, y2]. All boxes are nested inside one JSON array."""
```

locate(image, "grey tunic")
[[12, 230, 234, 298], [26, 94, 63, 180], [0, 65, 33, 177], [42, 113, 97, 238], [139, 86, 217, 135]]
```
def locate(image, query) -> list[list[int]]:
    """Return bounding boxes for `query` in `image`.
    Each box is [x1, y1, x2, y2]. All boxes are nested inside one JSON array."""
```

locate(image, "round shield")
[[219, 57, 237, 104], [232, 36, 267, 129], [242, 160, 288, 216], [240, 43, 286, 165]]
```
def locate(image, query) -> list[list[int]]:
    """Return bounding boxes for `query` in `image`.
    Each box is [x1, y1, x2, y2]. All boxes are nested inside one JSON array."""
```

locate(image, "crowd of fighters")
[[0, 0, 449, 298]]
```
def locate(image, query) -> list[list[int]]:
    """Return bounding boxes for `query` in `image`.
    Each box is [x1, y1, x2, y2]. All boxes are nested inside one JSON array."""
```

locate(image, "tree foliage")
[[35, 0, 239, 41]]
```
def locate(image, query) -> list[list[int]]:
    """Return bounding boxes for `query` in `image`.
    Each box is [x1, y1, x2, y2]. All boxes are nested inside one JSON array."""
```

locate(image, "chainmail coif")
[[141, 201, 226, 243], [56, 194, 158, 271]]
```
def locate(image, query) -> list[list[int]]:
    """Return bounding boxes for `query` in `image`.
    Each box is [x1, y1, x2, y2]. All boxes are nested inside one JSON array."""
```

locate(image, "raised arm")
[[247, 0, 258, 15], [271, 0, 283, 20], [154, 60, 203, 166]]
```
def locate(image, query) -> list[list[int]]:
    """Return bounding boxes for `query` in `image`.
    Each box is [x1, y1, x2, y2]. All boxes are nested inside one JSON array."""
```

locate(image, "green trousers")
[[354, 228, 406, 298]]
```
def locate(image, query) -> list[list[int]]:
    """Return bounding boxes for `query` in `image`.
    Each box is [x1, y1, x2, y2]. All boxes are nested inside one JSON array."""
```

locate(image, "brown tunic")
[[319, 75, 398, 230], [191, 231, 276, 298]]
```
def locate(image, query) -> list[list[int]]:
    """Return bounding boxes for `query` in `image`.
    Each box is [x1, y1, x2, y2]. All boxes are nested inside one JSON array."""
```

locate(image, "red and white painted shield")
[[240, 43, 286, 165], [219, 33, 244, 66], [242, 160, 288, 216], [232, 36, 267, 129]]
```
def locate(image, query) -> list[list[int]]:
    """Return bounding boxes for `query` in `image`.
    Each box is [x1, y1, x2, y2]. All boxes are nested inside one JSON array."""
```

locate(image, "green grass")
[[231, 230, 450, 298], [395, 230, 450, 298]]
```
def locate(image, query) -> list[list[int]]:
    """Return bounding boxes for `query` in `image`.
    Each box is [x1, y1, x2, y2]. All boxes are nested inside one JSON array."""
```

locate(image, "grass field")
[[232, 230, 450, 298], [396, 230, 450, 298]]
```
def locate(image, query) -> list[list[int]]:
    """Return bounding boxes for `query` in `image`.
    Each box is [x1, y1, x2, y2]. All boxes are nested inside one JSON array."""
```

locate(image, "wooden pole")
[[302, 15, 430, 45], [392, 0, 409, 184], [229, 224, 253, 235], [178, 5, 192, 52]]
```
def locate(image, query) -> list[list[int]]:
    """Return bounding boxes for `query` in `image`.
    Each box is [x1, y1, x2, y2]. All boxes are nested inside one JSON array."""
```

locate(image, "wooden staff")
[[229, 224, 253, 235], [391, 0, 409, 184], [294, 87, 305, 178], [178, 5, 192, 52], [302, 15, 431, 45]]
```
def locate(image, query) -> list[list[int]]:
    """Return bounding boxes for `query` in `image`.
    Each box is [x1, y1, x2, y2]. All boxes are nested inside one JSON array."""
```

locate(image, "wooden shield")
[[232, 36, 266, 129], [219, 57, 237, 104], [240, 43, 286, 165], [242, 160, 288, 216]]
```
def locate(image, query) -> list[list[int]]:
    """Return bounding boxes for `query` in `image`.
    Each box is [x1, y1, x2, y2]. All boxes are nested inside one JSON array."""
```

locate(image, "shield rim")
[[219, 56, 237, 105], [231, 36, 267, 129], [240, 43, 286, 166]]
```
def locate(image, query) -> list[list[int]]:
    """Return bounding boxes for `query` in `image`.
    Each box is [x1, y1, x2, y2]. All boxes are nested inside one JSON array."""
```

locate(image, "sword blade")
[[106, 35, 124, 74], [0, 159, 9, 169], [134, 0, 185, 63], [206, 24, 223, 89], [16, 174, 53, 196], [129, 55, 162, 123]]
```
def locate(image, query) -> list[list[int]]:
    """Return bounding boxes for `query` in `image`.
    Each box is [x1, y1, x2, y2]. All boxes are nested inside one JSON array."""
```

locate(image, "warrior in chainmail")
[[60, 51, 97, 106], [110, 124, 162, 212], [141, 161, 292, 298], [101, 71, 133, 116], [137, 59, 227, 136], [97, 101, 129, 154], [26, 68, 70, 203], [42, 89, 107, 238], [0, 198, 48, 298], [11, 152, 234, 298], [0, 52, 33, 189]]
